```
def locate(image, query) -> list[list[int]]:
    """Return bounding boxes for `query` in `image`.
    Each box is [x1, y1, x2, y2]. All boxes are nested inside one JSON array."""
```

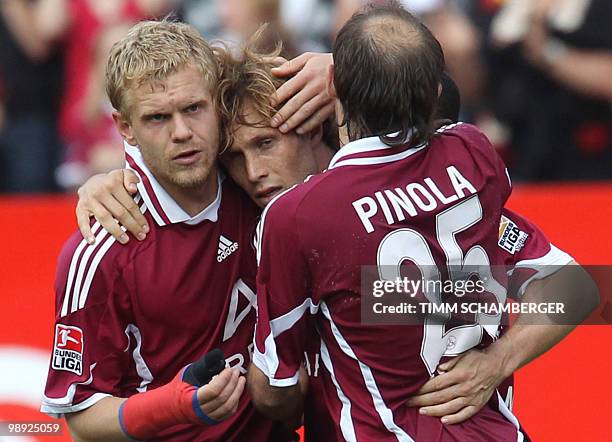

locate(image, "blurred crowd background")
[[0, 0, 610, 193]]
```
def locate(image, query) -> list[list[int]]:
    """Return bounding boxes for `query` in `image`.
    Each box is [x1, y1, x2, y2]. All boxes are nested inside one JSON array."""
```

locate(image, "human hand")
[[406, 349, 508, 424], [270, 52, 335, 134], [196, 368, 246, 422], [76, 169, 148, 244]]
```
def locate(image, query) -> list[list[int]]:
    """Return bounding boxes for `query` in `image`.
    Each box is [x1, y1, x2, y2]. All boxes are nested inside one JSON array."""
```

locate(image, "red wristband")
[[118, 366, 217, 440]]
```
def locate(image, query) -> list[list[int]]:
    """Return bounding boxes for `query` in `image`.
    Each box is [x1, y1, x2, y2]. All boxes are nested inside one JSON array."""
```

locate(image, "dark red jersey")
[[253, 123, 571, 441], [42, 144, 274, 441], [491, 208, 572, 433], [303, 205, 572, 441]]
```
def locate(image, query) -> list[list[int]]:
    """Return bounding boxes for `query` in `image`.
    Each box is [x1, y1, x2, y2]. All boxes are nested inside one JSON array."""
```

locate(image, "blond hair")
[[106, 20, 220, 117]]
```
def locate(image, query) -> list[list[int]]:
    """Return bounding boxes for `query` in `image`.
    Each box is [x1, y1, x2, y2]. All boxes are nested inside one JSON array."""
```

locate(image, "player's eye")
[[258, 139, 274, 150], [185, 103, 200, 114], [148, 114, 168, 122]]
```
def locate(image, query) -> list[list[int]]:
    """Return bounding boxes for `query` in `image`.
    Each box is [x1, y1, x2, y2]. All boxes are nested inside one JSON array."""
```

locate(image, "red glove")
[[118, 365, 217, 440]]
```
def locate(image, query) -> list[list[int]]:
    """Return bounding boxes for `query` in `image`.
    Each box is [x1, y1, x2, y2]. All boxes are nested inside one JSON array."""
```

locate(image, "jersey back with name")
[[254, 123, 527, 441]]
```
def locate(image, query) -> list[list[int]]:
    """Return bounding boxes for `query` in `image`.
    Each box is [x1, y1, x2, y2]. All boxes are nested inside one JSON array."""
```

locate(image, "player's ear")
[[326, 64, 336, 99], [113, 110, 138, 146], [304, 122, 323, 146]]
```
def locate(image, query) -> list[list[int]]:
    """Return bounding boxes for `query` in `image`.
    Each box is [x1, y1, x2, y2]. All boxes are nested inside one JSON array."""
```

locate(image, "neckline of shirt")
[[124, 141, 223, 227]]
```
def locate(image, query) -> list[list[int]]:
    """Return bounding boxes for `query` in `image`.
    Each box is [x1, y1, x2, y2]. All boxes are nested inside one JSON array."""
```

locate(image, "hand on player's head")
[[270, 52, 336, 135], [262, 55, 287, 68], [76, 169, 148, 245]]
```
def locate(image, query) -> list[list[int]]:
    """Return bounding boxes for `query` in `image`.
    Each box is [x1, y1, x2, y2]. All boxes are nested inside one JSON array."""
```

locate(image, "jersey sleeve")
[[252, 197, 314, 387], [41, 231, 132, 417], [499, 209, 574, 299]]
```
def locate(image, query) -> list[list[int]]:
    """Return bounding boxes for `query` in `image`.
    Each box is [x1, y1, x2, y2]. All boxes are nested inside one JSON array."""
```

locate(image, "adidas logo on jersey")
[[217, 235, 239, 262]]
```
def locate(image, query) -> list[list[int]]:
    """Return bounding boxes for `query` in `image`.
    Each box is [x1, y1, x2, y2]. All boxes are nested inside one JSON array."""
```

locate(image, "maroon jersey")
[[253, 123, 565, 441], [491, 208, 572, 423], [41, 144, 274, 441], [303, 206, 573, 441]]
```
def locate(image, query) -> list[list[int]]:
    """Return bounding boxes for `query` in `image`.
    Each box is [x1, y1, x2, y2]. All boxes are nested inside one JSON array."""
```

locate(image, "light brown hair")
[[216, 29, 338, 153]]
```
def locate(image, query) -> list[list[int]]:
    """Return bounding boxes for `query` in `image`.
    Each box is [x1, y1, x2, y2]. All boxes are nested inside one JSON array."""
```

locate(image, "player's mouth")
[[172, 150, 201, 166], [255, 187, 283, 206]]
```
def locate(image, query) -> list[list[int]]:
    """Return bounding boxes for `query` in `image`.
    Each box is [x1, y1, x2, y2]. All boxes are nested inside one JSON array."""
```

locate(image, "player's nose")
[[245, 154, 268, 182], [171, 114, 193, 143]]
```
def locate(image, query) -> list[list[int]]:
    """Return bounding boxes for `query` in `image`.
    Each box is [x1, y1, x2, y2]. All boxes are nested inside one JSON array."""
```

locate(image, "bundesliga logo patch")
[[52, 324, 83, 375], [498, 215, 529, 255]]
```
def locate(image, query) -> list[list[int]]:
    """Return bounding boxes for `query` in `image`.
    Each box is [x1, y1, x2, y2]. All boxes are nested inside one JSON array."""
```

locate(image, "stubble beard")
[[167, 159, 214, 191], [146, 153, 215, 194], [170, 167, 211, 189]]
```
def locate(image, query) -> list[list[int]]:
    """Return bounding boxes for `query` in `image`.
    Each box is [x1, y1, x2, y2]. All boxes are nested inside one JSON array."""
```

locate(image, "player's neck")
[[162, 170, 219, 217], [314, 142, 335, 173]]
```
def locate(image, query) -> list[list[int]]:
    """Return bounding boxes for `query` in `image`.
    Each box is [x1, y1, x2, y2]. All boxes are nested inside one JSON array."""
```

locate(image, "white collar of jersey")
[[124, 141, 223, 226], [326, 125, 466, 169], [327, 130, 427, 169]]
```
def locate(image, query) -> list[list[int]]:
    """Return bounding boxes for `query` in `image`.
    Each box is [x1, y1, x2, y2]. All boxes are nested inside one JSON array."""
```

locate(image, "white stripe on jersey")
[[255, 185, 298, 265], [509, 244, 574, 298], [42, 391, 110, 418], [126, 151, 166, 226], [252, 297, 319, 386], [61, 222, 103, 317], [436, 122, 462, 132], [77, 234, 116, 311], [70, 229, 111, 313], [319, 336, 357, 442], [40, 363, 109, 418], [61, 200, 147, 317], [252, 334, 301, 387], [270, 297, 319, 338], [496, 391, 525, 442], [219, 235, 233, 247], [513, 243, 573, 268], [321, 302, 415, 442], [328, 123, 463, 170], [330, 144, 428, 169], [255, 174, 317, 265], [125, 324, 154, 392]]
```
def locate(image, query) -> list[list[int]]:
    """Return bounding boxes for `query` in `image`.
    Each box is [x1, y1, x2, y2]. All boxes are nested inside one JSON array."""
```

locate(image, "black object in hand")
[[183, 348, 226, 387]]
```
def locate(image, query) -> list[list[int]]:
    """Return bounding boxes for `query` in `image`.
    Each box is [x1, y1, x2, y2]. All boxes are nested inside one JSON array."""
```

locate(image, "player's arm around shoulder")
[[407, 210, 600, 425], [76, 169, 148, 245]]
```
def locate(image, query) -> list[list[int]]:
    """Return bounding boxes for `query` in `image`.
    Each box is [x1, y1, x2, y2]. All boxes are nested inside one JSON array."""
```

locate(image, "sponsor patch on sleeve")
[[498, 215, 529, 255], [52, 324, 84, 375]]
